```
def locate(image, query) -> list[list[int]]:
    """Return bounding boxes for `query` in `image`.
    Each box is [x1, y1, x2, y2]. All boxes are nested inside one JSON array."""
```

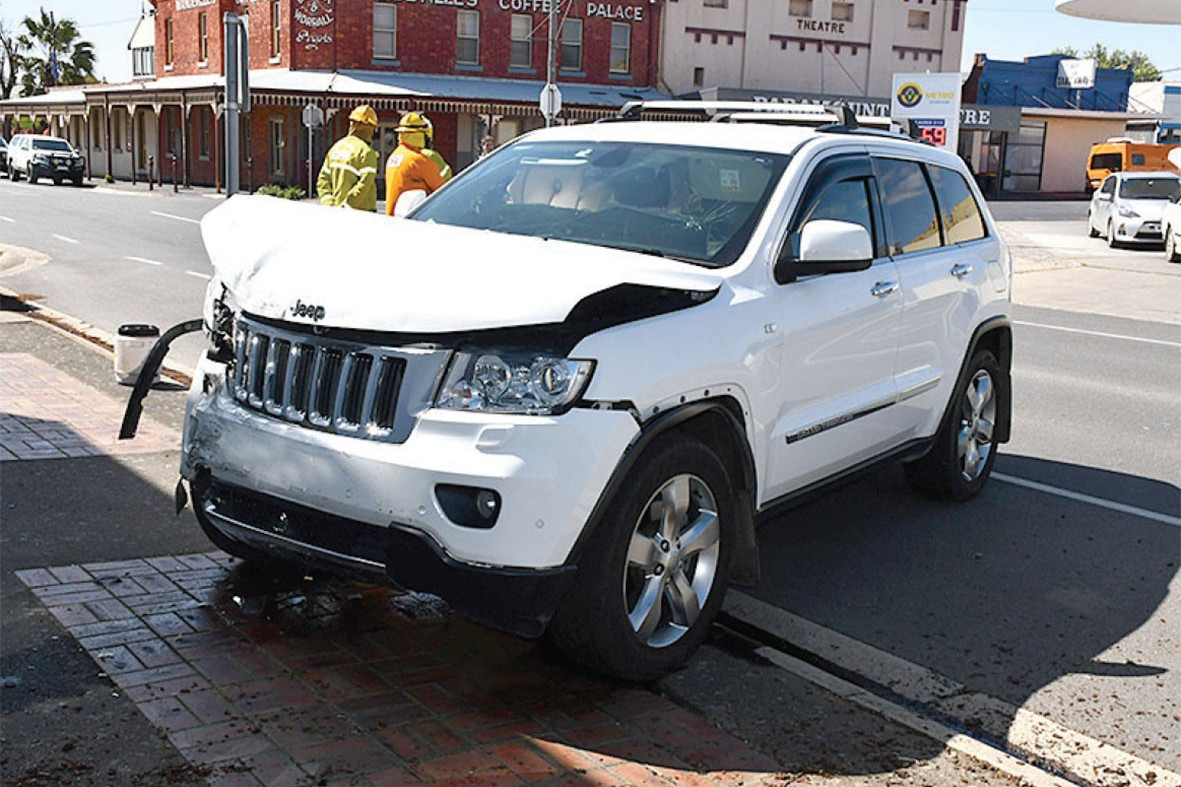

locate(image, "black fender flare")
[[118, 318, 204, 440], [566, 399, 761, 586]]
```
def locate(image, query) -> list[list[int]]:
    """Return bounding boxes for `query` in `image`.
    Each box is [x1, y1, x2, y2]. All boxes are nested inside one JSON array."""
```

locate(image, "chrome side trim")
[[783, 376, 941, 445]]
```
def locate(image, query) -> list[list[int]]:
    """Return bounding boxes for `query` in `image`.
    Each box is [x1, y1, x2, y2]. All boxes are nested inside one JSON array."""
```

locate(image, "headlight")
[[437, 351, 594, 415], [32, 153, 49, 163], [1117, 205, 1140, 218]]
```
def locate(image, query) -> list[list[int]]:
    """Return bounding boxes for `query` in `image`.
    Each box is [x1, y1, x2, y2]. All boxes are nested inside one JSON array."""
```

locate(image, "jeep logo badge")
[[291, 299, 326, 321]]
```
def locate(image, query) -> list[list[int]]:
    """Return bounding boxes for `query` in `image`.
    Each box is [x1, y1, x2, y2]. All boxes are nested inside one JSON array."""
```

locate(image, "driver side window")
[[782, 154, 879, 262], [1101, 177, 1117, 195]]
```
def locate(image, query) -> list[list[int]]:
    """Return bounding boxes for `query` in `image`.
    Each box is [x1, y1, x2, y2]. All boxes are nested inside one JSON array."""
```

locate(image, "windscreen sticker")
[[719, 169, 741, 193]]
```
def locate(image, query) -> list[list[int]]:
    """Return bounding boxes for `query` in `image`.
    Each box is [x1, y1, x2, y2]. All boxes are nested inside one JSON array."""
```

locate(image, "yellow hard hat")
[[397, 112, 431, 134], [348, 105, 378, 126]]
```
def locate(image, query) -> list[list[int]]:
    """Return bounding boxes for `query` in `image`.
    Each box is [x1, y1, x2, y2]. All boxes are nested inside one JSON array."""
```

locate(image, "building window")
[[832, 2, 853, 22], [271, 0, 282, 58], [560, 19, 582, 70], [165, 18, 174, 66], [510, 14, 532, 68], [199, 108, 212, 160], [609, 23, 630, 73], [132, 46, 154, 77], [113, 109, 124, 151], [91, 110, 102, 150], [704, 0, 728, 7], [908, 10, 930, 29], [269, 117, 286, 176], [789, 0, 813, 18], [198, 12, 209, 63], [374, 3, 396, 59], [693, 66, 704, 87], [457, 10, 480, 65]]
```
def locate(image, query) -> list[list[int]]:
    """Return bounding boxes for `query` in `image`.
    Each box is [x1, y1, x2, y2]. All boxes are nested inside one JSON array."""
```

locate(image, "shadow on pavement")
[[745, 456, 1179, 772]]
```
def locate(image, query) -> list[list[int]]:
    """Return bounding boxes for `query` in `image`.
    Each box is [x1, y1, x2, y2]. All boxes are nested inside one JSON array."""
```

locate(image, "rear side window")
[[928, 165, 987, 243], [1090, 152, 1122, 171], [875, 158, 940, 255]]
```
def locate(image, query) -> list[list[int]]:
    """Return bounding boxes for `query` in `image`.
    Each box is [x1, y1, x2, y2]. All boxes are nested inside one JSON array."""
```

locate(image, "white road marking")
[[150, 210, 200, 225], [993, 472, 1181, 527], [0, 216, 14, 223], [1014, 320, 1181, 348], [726, 593, 1181, 787], [126, 256, 163, 267], [185, 270, 212, 280], [51, 234, 79, 244]]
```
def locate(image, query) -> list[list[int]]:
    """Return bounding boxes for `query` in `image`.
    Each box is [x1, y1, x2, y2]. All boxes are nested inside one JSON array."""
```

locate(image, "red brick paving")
[[17, 555, 793, 785], [0, 352, 178, 460]]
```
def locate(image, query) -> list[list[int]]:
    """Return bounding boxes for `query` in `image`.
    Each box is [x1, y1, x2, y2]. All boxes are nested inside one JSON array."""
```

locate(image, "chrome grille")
[[229, 317, 448, 443]]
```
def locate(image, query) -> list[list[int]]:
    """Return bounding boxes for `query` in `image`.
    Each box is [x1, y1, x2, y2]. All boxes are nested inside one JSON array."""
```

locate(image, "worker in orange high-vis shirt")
[[384, 112, 446, 216]]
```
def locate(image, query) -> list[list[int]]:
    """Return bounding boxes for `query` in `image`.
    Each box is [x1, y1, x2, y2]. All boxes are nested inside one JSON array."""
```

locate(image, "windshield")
[[1119, 177, 1180, 200], [32, 138, 73, 152], [410, 141, 790, 267]]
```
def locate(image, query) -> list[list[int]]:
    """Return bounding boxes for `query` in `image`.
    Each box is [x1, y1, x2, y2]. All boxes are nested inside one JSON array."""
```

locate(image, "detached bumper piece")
[[195, 477, 575, 639]]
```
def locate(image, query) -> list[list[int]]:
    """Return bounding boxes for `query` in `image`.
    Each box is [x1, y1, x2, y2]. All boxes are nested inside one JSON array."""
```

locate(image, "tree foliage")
[[16, 7, 97, 95], [0, 18, 22, 100], [1053, 44, 1162, 82]]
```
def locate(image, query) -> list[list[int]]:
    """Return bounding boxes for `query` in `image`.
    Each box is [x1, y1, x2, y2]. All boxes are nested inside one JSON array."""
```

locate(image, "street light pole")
[[545, 0, 557, 128]]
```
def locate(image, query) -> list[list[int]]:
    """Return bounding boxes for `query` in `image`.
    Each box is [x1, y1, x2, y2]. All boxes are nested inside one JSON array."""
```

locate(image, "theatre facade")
[[0, 0, 664, 191]]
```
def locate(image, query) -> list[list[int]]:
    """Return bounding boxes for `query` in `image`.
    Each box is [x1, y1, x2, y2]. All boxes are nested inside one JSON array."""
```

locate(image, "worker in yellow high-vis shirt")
[[316, 105, 379, 211]]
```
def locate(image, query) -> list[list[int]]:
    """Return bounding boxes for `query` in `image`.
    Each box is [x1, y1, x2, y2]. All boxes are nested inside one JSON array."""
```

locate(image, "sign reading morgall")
[[294, 0, 334, 51]]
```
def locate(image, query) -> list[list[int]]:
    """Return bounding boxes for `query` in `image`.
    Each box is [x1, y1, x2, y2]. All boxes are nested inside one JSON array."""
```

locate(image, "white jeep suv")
[[180, 103, 1012, 680]]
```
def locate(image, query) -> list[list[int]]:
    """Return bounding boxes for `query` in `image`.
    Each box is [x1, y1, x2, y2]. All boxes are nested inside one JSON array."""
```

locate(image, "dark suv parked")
[[7, 134, 85, 185]]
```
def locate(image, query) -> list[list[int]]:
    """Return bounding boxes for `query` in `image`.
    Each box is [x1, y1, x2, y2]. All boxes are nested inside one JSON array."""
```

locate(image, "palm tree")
[[17, 8, 96, 95]]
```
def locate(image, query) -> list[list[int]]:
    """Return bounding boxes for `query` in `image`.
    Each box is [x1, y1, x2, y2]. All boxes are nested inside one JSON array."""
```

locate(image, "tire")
[[9, 164, 20, 181], [52, 177, 62, 186], [1087, 212, 1099, 238], [546, 435, 735, 681], [904, 349, 1005, 502], [27, 165, 37, 185], [1166, 228, 1180, 264], [71, 175, 83, 187], [1106, 220, 1118, 248]]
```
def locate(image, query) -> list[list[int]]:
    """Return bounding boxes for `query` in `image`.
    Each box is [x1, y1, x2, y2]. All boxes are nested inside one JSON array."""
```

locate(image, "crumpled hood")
[[201, 195, 723, 333]]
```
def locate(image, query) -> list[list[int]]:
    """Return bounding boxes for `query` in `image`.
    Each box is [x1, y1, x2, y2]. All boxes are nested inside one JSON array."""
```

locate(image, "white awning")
[[1055, 0, 1181, 24]]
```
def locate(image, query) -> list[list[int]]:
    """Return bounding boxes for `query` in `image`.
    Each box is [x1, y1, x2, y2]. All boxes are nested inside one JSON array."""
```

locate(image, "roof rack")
[[610, 100, 920, 143]]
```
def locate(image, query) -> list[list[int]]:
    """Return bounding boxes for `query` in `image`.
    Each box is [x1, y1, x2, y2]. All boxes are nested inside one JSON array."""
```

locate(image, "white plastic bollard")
[[115, 324, 161, 386]]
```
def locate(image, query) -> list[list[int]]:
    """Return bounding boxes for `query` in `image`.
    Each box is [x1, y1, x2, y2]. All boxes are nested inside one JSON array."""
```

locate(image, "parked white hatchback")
[[177, 102, 1013, 680], [1163, 191, 1181, 263], [1087, 171, 1181, 248]]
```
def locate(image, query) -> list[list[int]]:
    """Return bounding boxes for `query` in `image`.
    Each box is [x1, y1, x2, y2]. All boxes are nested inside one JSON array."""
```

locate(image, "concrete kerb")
[[0, 283, 195, 387]]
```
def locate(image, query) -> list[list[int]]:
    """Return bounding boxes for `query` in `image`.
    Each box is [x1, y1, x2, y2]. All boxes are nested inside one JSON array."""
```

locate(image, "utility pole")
[[545, 0, 556, 128]]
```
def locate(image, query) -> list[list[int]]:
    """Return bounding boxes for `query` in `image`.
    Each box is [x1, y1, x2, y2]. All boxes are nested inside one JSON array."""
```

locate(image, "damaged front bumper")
[[181, 352, 640, 636]]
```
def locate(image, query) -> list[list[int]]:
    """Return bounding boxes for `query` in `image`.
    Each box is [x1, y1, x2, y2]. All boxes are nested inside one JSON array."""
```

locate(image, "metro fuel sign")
[[891, 73, 963, 152]]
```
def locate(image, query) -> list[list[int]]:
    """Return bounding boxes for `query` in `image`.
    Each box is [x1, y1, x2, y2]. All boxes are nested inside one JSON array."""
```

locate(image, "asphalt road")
[[2, 178, 1179, 783]]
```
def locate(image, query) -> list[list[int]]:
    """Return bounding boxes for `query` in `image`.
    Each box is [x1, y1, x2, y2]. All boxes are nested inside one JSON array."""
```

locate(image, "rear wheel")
[[904, 349, 1005, 501], [547, 435, 735, 681]]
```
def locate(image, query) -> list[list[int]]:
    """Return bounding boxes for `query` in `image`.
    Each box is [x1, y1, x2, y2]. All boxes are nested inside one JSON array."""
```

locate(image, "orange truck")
[[1086, 139, 1181, 193]]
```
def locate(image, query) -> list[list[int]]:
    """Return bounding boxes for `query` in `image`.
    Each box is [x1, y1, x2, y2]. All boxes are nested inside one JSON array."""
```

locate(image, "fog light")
[[436, 484, 502, 529]]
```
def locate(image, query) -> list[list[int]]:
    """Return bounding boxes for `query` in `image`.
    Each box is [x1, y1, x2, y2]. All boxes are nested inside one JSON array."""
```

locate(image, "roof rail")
[[613, 99, 918, 143]]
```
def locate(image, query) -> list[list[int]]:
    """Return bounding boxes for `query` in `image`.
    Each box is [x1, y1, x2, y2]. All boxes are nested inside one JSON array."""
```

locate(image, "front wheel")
[[547, 435, 735, 681], [1166, 229, 1180, 263], [1087, 212, 1099, 238], [1106, 220, 1119, 248], [904, 349, 1006, 501], [26, 165, 37, 185], [9, 163, 20, 181]]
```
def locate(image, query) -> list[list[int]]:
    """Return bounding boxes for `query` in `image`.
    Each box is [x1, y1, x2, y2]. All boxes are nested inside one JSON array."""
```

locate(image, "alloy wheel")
[[623, 473, 721, 649], [958, 369, 996, 482]]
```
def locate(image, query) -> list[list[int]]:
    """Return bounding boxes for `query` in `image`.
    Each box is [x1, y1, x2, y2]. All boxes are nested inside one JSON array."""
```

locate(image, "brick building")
[[1, 0, 663, 191]]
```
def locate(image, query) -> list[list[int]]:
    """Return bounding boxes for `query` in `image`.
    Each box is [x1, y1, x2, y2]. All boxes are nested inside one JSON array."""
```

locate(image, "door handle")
[[871, 281, 899, 298], [950, 263, 973, 279]]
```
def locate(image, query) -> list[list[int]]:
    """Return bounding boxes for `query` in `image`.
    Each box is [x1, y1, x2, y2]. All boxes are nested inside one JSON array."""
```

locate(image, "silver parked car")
[[1087, 171, 1181, 248]]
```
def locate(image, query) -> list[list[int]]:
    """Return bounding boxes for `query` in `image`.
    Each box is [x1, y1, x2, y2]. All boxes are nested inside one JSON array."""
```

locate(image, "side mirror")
[[393, 189, 427, 217], [776, 220, 873, 284]]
